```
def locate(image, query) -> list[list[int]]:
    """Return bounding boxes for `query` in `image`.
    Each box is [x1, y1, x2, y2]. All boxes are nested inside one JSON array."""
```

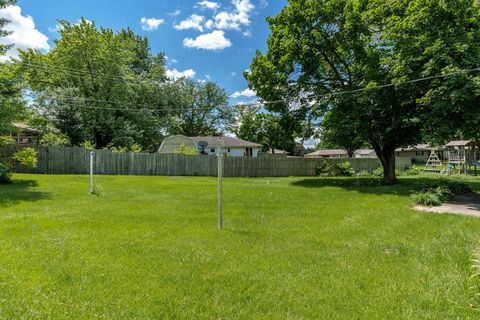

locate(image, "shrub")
[[337, 161, 355, 177], [355, 170, 372, 177], [0, 136, 15, 147], [0, 160, 12, 184], [443, 181, 473, 194], [130, 144, 142, 153], [80, 140, 95, 150], [372, 166, 384, 177], [404, 167, 421, 176], [315, 160, 334, 177], [12, 147, 38, 168], [411, 192, 442, 206]]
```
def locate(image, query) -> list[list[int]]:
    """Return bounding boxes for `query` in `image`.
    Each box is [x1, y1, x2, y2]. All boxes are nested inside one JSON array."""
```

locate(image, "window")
[[394, 152, 400, 156], [211, 148, 215, 153], [416, 151, 424, 156], [227, 148, 231, 153]]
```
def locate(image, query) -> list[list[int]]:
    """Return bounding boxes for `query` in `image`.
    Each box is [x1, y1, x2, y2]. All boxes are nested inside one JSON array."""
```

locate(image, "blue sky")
[[1, 0, 288, 102]]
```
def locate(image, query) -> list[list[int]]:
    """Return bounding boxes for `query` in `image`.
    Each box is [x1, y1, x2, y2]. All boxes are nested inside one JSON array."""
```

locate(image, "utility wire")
[[11, 62, 480, 111]]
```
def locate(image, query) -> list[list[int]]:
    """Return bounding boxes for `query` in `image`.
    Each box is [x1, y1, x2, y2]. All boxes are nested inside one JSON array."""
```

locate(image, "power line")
[[13, 63, 480, 111]]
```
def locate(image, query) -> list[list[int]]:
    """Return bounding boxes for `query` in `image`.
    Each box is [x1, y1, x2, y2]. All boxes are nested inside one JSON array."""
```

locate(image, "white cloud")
[[174, 14, 205, 32], [166, 68, 196, 80], [206, 74, 211, 80], [196, 1, 221, 10], [231, 71, 236, 76], [214, 0, 255, 30], [0, 5, 50, 61], [231, 88, 256, 99], [242, 30, 252, 38], [260, 0, 268, 9], [48, 24, 62, 33], [168, 9, 182, 16], [183, 30, 231, 51], [205, 19, 214, 29], [140, 17, 164, 31]]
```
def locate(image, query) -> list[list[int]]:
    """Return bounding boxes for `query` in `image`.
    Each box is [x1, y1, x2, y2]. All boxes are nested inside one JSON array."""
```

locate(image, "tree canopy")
[[164, 78, 234, 137], [246, 0, 480, 183], [16, 19, 170, 150]]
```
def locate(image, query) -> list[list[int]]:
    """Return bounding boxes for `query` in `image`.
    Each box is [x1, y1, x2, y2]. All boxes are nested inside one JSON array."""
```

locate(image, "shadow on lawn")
[[0, 179, 51, 208], [290, 177, 480, 196]]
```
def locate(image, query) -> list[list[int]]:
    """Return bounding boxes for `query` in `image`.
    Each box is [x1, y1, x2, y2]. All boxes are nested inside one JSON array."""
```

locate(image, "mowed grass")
[[1, 174, 480, 319]]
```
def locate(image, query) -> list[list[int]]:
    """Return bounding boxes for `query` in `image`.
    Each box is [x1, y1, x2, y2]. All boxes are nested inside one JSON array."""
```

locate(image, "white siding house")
[[157, 135, 262, 157]]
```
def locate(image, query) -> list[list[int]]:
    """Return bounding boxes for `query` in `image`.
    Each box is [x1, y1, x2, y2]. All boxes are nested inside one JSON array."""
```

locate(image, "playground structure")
[[445, 140, 477, 174]]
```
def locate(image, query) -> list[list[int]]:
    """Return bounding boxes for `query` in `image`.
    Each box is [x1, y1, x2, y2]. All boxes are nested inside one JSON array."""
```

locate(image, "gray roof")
[[354, 149, 376, 156], [13, 122, 39, 133], [396, 144, 434, 152], [191, 136, 262, 148], [445, 140, 475, 147], [305, 149, 347, 157]]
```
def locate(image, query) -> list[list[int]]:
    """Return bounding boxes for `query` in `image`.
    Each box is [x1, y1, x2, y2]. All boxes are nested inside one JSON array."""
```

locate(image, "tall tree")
[[246, 0, 480, 184], [165, 78, 234, 136], [16, 19, 168, 150], [0, 0, 23, 133], [0, 0, 15, 56], [234, 106, 298, 153]]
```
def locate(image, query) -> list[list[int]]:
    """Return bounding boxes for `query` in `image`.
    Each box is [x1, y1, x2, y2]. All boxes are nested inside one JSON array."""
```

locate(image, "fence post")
[[90, 151, 94, 194], [217, 147, 223, 229]]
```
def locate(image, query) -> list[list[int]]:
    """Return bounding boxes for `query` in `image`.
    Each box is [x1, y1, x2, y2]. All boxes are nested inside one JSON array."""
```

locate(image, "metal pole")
[[90, 151, 94, 194], [217, 147, 223, 229]]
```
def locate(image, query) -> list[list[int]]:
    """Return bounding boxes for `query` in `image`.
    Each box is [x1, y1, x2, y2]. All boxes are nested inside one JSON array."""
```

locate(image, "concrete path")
[[414, 193, 480, 218]]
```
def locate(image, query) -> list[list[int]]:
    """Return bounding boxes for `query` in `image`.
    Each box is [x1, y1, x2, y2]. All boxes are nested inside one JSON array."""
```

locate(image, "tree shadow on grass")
[[290, 177, 480, 196], [0, 179, 51, 208]]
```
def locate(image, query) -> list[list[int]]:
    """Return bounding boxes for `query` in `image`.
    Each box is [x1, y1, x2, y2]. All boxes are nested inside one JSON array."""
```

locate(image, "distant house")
[[395, 144, 435, 163], [8, 123, 40, 145], [304, 149, 348, 158], [158, 135, 262, 157], [354, 149, 377, 159]]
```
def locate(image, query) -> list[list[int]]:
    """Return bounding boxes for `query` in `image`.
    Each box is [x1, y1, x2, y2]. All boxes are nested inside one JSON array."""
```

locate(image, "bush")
[[372, 166, 384, 177], [337, 161, 355, 177], [404, 166, 421, 176], [412, 180, 473, 206], [174, 143, 198, 155], [12, 148, 38, 168], [0, 136, 15, 147], [443, 181, 473, 194], [411, 192, 442, 206], [355, 170, 372, 177], [315, 160, 334, 177], [0, 160, 12, 184]]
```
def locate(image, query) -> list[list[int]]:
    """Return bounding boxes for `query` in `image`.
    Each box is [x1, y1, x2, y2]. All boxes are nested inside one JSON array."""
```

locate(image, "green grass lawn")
[[1, 174, 480, 319]]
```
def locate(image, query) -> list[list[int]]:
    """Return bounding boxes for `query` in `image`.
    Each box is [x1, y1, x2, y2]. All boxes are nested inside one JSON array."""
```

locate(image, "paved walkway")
[[414, 193, 480, 218]]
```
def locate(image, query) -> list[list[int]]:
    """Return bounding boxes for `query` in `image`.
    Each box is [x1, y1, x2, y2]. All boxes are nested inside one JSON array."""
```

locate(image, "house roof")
[[445, 140, 476, 147], [354, 149, 376, 156], [305, 149, 347, 157], [190, 136, 262, 148], [395, 144, 434, 152], [12, 122, 39, 133]]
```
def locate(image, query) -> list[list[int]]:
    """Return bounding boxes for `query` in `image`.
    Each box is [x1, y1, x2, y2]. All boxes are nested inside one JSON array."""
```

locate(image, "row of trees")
[[246, 0, 480, 183], [0, 13, 302, 154]]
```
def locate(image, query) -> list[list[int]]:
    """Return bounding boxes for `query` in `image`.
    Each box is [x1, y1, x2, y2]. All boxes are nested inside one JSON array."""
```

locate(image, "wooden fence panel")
[[0, 146, 411, 177]]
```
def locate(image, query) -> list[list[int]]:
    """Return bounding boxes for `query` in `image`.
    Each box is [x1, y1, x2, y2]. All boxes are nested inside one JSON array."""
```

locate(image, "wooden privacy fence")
[[0, 145, 411, 177]]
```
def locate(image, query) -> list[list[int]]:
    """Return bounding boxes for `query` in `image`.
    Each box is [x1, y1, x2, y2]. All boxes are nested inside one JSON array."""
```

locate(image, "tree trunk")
[[372, 143, 397, 184]]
